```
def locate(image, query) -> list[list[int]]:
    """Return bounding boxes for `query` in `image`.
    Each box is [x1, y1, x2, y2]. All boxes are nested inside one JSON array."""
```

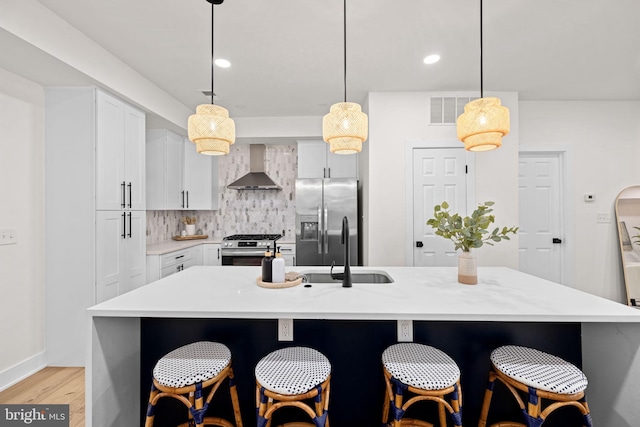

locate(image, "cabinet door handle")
[[181, 191, 185, 209], [127, 182, 132, 208], [121, 212, 126, 238], [121, 182, 126, 208], [186, 191, 189, 209], [217, 248, 220, 259], [327, 167, 331, 178], [174, 255, 185, 260], [128, 212, 132, 238]]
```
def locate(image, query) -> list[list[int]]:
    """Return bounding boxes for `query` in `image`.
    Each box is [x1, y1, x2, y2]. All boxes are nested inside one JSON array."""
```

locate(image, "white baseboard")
[[0, 351, 47, 392]]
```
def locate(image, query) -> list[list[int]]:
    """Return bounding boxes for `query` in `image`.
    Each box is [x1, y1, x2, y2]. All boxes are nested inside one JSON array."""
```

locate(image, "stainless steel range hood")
[[227, 144, 282, 190]]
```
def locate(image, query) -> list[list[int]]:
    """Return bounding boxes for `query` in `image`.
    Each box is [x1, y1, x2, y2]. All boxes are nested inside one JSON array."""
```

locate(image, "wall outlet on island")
[[278, 318, 294, 341], [397, 320, 413, 342]]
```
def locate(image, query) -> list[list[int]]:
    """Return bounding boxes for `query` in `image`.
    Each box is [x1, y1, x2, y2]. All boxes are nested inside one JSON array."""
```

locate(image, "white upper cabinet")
[[146, 129, 218, 210], [183, 138, 219, 210], [297, 140, 357, 179], [95, 90, 146, 210]]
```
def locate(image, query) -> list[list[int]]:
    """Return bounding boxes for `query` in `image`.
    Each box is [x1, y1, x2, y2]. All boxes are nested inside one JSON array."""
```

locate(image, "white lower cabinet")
[[147, 245, 204, 283], [96, 211, 147, 303], [278, 243, 296, 266], [204, 244, 222, 266]]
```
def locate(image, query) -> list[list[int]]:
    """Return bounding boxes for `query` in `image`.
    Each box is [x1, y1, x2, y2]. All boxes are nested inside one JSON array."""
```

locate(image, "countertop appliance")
[[221, 234, 282, 266], [295, 178, 358, 266]]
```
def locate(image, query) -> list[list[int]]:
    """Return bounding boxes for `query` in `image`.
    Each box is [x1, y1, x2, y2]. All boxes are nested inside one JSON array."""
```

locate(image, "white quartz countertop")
[[147, 238, 295, 255], [87, 266, 640, 322], [146, 238, 222, 255]]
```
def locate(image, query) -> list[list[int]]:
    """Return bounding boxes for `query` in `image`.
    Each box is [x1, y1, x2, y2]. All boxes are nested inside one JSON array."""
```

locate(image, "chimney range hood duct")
[[227, 144, 282, 190]]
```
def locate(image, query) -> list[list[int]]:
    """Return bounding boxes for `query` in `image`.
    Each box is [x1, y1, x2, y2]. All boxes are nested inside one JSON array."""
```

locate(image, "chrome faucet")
[[330, 216, 352, 288]]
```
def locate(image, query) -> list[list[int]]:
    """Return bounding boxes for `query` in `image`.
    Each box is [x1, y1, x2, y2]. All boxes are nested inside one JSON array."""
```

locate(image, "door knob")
[[416, 241, 424, 248]]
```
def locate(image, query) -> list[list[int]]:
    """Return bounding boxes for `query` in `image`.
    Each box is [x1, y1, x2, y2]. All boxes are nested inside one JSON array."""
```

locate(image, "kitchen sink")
[[300, 270, 394, 284]]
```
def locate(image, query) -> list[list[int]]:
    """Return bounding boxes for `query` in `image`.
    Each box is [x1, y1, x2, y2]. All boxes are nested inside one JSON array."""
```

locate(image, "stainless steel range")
[[221, 234, 282, 266]]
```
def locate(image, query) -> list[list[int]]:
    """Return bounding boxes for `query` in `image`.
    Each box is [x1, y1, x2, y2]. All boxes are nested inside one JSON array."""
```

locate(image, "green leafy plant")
[[427, 201, 518, 252], [632, 227, 640, 246]]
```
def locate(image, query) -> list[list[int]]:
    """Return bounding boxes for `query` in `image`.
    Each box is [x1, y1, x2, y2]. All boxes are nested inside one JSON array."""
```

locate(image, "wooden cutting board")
[[172, 234, 209, 241]]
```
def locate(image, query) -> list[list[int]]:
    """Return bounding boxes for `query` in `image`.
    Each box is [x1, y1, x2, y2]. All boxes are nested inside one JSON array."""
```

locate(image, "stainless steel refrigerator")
[[295, 178, 358, 266]]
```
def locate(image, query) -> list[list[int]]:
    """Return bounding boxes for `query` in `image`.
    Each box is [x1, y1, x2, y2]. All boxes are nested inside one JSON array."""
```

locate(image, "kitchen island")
[[87, 266, 640, 426]]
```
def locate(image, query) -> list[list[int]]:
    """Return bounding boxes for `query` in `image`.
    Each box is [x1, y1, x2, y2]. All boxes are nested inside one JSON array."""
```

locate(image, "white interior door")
[[518, 153, 563, 283], [413, 148, 468, 266]]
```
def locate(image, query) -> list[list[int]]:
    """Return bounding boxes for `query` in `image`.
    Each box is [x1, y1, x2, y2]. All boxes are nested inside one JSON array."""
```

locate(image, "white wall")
[[363, 91, 519, 268], [0, 68, 45, 389], [519, 100, 640, 301]]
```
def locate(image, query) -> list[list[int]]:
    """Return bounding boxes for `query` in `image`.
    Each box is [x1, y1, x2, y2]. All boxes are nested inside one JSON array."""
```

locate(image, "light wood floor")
[[0, 367, 84, 427]]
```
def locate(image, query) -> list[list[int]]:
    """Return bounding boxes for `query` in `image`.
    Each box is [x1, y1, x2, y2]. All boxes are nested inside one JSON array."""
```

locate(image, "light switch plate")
[[596, 213, 611, 223], [0, 228, 17, 245]]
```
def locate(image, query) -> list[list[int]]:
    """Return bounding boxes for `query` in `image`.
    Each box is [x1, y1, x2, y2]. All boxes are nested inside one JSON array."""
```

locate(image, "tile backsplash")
[[146, 144, 297, 243]]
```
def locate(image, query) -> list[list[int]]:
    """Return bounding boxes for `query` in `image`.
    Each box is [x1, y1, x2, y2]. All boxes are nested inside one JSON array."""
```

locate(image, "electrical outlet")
[[0, 228, 17, 245], [397, 320, 413, 342], [278, 318, 293, 341], [596, 213, 611, 223]]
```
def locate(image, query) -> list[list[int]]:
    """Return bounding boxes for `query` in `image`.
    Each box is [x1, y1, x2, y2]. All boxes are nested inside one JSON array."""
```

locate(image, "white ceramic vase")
[[185, 224, 196, 236], [458, 250, 478, 285]]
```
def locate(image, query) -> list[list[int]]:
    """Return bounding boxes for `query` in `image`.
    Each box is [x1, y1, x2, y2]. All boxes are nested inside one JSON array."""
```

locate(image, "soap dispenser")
[[272, 246, 285, 283], [261, 246, 273, 282]]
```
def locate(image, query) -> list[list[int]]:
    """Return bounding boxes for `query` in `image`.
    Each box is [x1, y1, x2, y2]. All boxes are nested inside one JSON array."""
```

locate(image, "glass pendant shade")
[[188, 104, 235, 156], [456, 97, 510, 152], [322, 102, 368, 154]]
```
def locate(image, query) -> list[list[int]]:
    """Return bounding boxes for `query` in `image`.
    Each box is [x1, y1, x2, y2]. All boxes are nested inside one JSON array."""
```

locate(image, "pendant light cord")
[[211, 0, 215, 105], [479, 0, 484, 98], [343, 0, 347, 103]]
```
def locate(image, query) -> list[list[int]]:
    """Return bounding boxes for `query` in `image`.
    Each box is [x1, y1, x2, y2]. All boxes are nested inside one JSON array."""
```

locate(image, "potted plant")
[[427, 201, 518, 284]]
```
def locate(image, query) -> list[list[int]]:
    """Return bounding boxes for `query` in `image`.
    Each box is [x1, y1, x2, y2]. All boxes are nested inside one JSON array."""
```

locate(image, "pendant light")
[[188, 0, 235, 156], [456, 0, 509, 152], [322, 0, 368, 155]]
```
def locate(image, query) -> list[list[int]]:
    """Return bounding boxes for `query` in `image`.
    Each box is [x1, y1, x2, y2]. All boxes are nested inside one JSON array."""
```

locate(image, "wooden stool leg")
[[144, 383, 159, 427], [256, 385, 269, 427], [227, 368, 243, 427], [524, 387, 544, 427], [438, 401, 447, 427], [392, 385, 404, 427], [449, 382, 462, 427], [478, 371, 497, 427]]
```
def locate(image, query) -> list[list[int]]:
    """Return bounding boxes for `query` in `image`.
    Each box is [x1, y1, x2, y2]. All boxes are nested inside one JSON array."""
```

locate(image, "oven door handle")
[[221, 248, 266, 257]]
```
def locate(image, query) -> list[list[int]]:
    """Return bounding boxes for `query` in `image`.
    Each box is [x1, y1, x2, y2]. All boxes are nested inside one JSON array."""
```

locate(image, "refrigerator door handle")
[[324, 205, 329, 254], [317, 203, 323, 254]]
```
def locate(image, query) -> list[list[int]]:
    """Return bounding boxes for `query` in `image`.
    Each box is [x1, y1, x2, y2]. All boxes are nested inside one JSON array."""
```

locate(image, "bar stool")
[[381, 343, 463, 427], [255, 346, 331, 427], [478, 345, 592, 427], [144, 341, 243, 427]]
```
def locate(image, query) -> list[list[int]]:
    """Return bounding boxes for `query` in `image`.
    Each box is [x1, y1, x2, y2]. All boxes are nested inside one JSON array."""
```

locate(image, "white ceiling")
[[5, 0, 640, 119]]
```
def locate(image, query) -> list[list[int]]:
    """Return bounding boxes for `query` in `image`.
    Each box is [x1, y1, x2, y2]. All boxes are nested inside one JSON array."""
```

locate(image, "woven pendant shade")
[[188, 104, 235, 156], [322, 102, 368, 154], [456, 97, 509, 152]]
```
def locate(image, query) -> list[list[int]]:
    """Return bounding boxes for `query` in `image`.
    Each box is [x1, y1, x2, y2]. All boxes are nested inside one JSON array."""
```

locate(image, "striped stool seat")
[[255, 347, 331, 427], [145, 341, 243, 427], [479, 345, 592, 427], [381, 343, 462, 427]]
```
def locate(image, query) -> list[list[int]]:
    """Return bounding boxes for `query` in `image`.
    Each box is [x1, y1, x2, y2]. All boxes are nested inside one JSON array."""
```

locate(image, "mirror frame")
[[615, 185, 640, 307]]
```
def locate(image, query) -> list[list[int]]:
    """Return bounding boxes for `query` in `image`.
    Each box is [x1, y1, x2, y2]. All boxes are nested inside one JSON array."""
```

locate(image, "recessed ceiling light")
[[423, 54, 440, 65], [215, 58, 231, 68]]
